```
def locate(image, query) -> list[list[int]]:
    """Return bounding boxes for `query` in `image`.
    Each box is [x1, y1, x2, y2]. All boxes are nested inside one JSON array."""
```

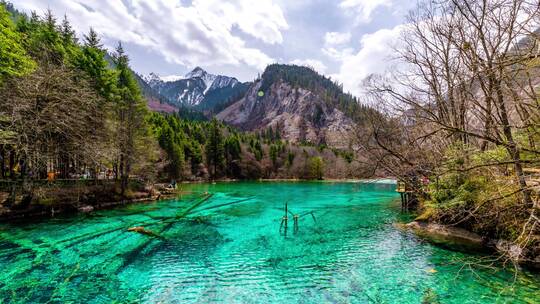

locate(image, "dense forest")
[[0, 3, 155, 196], [149, 113, 362, 181]]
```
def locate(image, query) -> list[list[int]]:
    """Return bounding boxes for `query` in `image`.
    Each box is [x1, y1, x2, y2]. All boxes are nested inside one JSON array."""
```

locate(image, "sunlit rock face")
[[217, 79, 355, 149]]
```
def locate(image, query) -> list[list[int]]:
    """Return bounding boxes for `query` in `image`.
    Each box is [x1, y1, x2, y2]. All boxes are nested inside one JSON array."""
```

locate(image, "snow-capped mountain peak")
[[184, 67, 217, 94], [143, 73, 184, 84], [144, 67, 247, 108], [143, 72, 162, 85]]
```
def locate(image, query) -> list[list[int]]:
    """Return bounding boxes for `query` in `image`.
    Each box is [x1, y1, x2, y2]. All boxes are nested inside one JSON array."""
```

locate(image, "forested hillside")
[[149, 114, 364, 181], [259, 64, 379, 123], [217, 64, 383, 149]]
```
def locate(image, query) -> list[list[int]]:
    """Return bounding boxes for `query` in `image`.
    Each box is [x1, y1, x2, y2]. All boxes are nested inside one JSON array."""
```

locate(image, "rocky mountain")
[[144, 67, 249, 111], [216, 64, 371, 149]]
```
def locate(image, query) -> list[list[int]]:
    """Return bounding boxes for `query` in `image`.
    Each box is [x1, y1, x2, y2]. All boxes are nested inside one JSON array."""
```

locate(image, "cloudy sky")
[[13, 0, 415, 97]]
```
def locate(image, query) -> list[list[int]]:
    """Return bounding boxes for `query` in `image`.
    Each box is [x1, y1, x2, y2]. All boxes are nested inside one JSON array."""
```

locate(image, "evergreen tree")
[[206, 119, 224, 179], [224, 135, 241, 176], [0, 3, 35, 82], [225, 136, 241, 161], [83, 27, 102, 49], [309, 156, 324, 180], [33, 9, 65, 64], [157, 124, 184, 178], [75, 28, 115, 100], [60, 14, 76, 45], [269, 144, 279, 168], [286, 151, 295, 168], [113, 41, 152, 194]]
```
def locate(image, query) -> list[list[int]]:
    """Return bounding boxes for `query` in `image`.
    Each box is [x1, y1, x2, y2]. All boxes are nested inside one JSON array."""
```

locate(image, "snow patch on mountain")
[[142, 72, 162, 86], [160, 75, 185, 82], [143, 73, 184, 84]]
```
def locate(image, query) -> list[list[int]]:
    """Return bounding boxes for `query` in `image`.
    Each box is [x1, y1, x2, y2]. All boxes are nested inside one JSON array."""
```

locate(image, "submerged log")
[[127, 226, 163, 238]]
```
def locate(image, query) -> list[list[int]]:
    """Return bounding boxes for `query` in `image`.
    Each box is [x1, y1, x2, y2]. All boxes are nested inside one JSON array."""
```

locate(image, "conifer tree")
[[75, 28, 115, 100], [113, 42, 152, 194], [0, 4, 35, 82], [60, 14, 76, 45], [206, 119, 225, 179], [83, 27, 102, 49]]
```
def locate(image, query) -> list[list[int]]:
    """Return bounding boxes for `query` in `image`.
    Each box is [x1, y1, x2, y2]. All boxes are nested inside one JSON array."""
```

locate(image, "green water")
[[0, 182, 538, 303]]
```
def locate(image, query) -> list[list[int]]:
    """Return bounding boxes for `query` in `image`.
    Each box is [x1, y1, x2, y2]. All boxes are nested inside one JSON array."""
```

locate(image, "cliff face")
[[217, 79, 355, 149]]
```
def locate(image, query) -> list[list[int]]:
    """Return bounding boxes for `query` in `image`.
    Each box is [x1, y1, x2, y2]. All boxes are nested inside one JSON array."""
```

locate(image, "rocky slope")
[[216, 65, 359, 149]]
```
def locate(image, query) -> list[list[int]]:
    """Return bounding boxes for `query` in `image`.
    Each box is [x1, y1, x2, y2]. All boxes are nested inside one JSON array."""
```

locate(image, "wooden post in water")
[[284, 201, 288, 229], [397, 182, 407, 211], [279, 202, 289, 236]]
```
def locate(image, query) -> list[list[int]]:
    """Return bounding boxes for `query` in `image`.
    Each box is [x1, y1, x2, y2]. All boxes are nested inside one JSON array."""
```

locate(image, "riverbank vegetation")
[[361, 0, 540, 267]]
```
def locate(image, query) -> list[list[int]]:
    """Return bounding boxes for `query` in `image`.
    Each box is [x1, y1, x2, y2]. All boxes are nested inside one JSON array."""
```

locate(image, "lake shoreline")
[[0, 178, 397, 222]]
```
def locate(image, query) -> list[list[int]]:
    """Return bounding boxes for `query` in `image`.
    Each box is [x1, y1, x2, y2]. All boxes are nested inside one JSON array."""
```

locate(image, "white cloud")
[[322, 46, 354, 61], [339, 0, 393, 24], [332, 24, 404, 97], [290, 59, 327, 74], [192, 0, 288, 45], [324, 32, 351, 45], [15, 0, 288, 70]]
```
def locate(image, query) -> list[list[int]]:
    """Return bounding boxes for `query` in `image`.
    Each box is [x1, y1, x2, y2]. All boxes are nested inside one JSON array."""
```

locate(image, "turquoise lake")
[[0, 181, 539, 303]]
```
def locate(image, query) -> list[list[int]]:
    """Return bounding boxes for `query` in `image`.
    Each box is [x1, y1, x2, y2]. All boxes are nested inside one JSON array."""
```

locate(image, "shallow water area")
[[0, 181, 538, 303]]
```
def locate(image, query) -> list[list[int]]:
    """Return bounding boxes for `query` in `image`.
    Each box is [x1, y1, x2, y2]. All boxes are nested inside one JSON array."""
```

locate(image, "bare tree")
[[0, 62, 107, 200], [361, 0, 540, 264]]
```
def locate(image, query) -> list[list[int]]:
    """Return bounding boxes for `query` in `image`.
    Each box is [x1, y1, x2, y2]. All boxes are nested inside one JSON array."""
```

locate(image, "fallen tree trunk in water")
[[127, 226, 164, 239]]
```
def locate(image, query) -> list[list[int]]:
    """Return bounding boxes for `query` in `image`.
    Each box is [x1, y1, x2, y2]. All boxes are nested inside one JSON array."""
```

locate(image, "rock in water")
[[78, 205, 94, 213], [402, 221, 486, 252]]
